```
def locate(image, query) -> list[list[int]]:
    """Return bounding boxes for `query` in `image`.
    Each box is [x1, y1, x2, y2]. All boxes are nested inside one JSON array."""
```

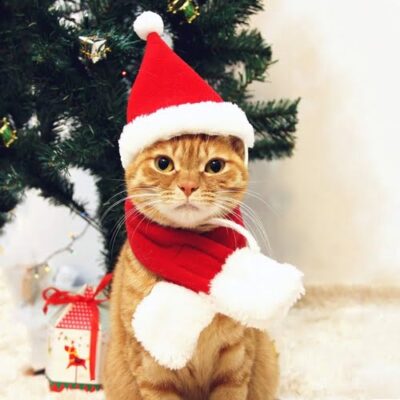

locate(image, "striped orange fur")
[[103, 135, 279, 400]]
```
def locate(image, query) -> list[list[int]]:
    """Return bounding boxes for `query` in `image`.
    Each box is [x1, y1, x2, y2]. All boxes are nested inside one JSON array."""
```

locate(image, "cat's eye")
[[155, 156, 174, 172], [205, 158, 225, 174]]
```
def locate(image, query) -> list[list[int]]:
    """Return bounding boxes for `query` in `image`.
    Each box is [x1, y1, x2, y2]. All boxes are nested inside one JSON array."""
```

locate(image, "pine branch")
[[201, 0, 264, 28], [0, 172, 21, 233], [1, 129, 90, 220], [249, 137, 295, 160], [243, 98, 300, 137], [0, 212, 11, 233], [0, 0, 300, 272], [245, 99, 300, 160]]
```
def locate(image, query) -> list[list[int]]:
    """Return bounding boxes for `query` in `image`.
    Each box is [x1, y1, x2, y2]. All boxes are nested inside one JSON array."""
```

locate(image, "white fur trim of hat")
[[119, 101, 254, 169]]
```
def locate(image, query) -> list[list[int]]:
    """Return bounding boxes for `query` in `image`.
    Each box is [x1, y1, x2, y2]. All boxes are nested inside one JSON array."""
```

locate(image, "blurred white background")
[[248, 0, 400, 284], [1, 0, 400, 285]]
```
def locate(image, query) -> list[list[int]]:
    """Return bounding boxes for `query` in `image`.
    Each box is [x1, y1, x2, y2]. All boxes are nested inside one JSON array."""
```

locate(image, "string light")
[[26, 222, 91, 280]]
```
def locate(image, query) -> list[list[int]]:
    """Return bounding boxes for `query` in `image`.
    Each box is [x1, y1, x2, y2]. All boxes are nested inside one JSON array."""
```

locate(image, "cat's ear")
[[228, 136, 246, 161]]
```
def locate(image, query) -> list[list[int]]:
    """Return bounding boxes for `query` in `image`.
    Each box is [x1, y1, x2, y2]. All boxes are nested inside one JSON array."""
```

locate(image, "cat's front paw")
[[132, 281, 215, 370], [209, 248, 305, 329]]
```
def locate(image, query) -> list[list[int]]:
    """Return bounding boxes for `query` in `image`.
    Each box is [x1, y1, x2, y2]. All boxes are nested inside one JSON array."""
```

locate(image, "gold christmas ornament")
[[79, 36, 111, 63], [168, 0, 200, 23], [0, 116, 17, 148]]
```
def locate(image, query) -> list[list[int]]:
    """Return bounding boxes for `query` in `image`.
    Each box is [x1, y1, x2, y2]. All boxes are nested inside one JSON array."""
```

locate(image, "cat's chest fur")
[[169, 314, 248, 397]]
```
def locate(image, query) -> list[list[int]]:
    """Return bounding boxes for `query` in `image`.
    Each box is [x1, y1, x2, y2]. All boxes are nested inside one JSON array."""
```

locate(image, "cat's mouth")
[[161, 201, 217, 228], [175, 203, 199, 211]]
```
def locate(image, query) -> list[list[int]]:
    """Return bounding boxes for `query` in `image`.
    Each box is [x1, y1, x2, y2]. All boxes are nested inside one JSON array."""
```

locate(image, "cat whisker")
[[237, 202, 271, 255], [104, 188, 128, 202], [218, 188, 278, 216], [102, 185, 158, 211], [214, 197, 272, 255], [101, 193, 159, 223], [244, 190, 278, 216], [101, 196, 129, 223], [128, 204, 160, 240], [231, 199, 271, 252], [109, 209, 133, 257], [109, 199, 161, 256]]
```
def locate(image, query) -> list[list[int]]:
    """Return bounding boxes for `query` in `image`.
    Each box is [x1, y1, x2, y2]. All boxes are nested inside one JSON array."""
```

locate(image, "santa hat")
[[119, 11, 255, 169]]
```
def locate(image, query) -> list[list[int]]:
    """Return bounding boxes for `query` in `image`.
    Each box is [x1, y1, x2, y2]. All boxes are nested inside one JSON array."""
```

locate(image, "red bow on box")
[[42, 273, 113, 381]]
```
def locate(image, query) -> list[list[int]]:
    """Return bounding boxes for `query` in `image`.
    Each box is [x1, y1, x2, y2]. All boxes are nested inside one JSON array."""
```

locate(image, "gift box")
[[42, 274, 112, 392]]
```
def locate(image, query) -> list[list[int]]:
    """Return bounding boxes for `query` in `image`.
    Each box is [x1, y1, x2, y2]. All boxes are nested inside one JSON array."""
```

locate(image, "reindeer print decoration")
[[65, 341, 87, 370]]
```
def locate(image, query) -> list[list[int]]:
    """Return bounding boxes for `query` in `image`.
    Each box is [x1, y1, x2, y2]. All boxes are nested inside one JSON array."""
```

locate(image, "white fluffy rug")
[[1, 272, 400, 399]]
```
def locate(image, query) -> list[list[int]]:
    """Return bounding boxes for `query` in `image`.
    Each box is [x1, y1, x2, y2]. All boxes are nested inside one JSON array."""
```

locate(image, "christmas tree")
[[0, 0, 299, 272]]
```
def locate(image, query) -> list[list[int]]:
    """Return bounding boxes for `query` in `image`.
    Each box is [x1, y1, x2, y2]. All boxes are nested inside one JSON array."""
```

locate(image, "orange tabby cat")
[[103, 134, 279, 400]]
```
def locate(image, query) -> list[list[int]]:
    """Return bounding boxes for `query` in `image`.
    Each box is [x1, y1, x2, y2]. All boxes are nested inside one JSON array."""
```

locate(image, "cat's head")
[[125, 134, 248, 229]]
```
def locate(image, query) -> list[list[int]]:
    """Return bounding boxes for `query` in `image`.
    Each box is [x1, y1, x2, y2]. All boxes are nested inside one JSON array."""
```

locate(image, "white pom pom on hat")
[[133, 11, 164, 41]]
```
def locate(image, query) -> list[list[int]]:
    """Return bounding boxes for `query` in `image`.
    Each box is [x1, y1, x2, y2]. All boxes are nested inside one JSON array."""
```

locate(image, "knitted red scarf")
[[125, 200, 246, 293]]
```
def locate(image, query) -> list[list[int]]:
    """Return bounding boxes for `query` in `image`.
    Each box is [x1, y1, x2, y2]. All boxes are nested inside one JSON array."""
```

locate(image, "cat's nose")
[[178, 182, 199, 197]]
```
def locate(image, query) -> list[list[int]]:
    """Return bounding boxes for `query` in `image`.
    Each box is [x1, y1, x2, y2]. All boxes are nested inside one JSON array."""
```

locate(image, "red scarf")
[[125, 200, 246, 293]]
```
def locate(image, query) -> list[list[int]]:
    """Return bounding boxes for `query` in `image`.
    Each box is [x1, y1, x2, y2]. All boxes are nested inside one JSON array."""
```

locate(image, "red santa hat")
[[119, 11, 255, 169]]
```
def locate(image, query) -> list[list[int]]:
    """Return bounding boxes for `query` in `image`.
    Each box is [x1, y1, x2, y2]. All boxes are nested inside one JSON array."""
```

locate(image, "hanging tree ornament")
[[79, 36, 111, 64], [0, 116, 17, 148], [167, 0, 200, 23]]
